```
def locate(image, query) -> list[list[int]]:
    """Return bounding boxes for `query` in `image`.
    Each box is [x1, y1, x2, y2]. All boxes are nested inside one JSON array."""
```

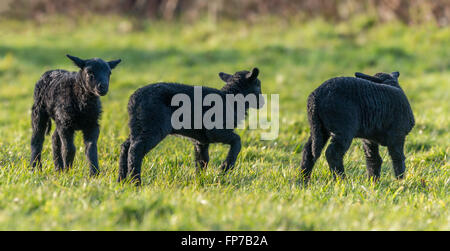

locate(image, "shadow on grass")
[[0, 43, 418, 75], [0, 45, 244, 70]]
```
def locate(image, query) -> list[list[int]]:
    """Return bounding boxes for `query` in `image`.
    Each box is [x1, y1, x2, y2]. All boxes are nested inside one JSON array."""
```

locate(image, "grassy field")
[[0, 16, 448, 230]]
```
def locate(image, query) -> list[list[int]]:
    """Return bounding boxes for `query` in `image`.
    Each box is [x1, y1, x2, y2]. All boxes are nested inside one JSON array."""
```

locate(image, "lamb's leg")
[[362, 139, 382, 181], [300, 133, 329, 182], [387, 139, 406, 179], [118, 137, 131, 182], [127, 134, 165, 186], [83, 127, 100, 176], [52, 130, 64, 171], [59, 128, 76, 170], [220, 133, 241, 172], [194, 143, 209, 171], [325, 136, 352, 179], [127, 140, 146, 185], [30, 110, 49, 170], [300, 138, 315, 181]]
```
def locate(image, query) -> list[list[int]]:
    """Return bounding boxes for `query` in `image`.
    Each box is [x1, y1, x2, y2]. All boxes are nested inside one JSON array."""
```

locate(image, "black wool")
[[300, 71, 415, 182], [30, 54, 121, 176], [118, 68, 264, 185]]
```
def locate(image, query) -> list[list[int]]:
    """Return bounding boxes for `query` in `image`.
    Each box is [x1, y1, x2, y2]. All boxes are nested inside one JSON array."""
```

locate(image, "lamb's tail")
[[300, 94, 329, 181], [31, 104, 51, 135], [45, 119, 51, 135], [307, 95, 328, 159]]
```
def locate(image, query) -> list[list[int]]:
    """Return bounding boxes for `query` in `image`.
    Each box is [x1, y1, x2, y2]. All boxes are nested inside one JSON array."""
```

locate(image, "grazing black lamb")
[[118, 68, 264, 185], [30, 55, 121, 176], [300, 71, 415, 182]]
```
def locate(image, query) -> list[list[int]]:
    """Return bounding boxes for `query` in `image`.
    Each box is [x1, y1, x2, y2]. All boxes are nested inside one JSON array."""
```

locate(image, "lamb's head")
[[355, 71, 400, 88], [67, 54, 121, 96], [219, 67, 265, 109]]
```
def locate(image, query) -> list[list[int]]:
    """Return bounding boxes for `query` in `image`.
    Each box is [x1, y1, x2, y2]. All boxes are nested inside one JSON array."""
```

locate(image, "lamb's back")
[[128, 82, 223, 112], [312, 77, 414, 136], [33, 70, 78, 109], [35, 70, 77, 97]]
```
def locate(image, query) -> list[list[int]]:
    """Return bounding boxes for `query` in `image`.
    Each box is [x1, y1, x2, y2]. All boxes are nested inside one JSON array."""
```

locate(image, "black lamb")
[[300, 71, 415, 182], [118, 68, 264, 185], [30, 55, 121, 175]]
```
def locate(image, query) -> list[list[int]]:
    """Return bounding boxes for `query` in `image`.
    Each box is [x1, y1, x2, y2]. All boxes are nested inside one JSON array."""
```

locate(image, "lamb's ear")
[[219, 72, 232, 82], [108, 59, 122, 70], [391, 71, 400, 79], [355, 72, 383, 83], [66, 54, 86, 69], [246, 67, 259, 81]]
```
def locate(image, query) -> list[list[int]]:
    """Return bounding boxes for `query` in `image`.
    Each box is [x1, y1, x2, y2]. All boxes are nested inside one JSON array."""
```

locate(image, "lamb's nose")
[[97, 85, 108, 96]]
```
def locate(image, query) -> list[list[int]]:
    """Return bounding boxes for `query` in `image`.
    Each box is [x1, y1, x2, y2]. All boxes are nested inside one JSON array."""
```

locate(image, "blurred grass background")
[[0, 1, 448, 230], [1, 0, 449, 26]]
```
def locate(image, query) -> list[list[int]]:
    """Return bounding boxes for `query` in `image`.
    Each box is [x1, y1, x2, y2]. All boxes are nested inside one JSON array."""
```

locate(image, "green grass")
[[0, 16, 448, 230]]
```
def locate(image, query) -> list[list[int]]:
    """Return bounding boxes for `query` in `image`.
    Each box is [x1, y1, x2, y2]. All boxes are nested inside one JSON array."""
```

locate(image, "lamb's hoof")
[[89, 167, 100, 177], [130, 177, 141, 186], [220, 163, 234, 173], [297, 177, 310, 188]]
